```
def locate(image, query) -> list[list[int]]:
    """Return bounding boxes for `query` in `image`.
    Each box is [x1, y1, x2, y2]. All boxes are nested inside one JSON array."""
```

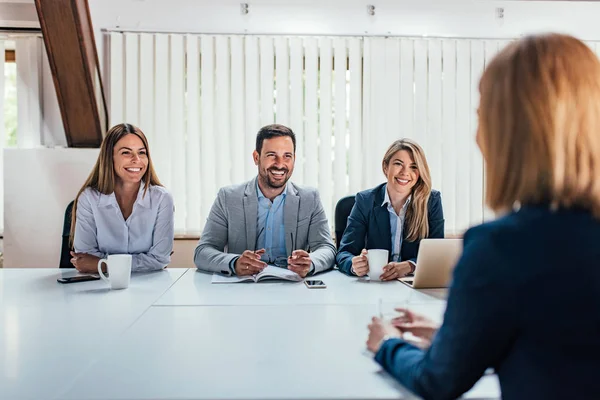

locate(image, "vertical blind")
[[109, 33, 363, 235], [362, 37, 513, 234], [106, 33, 600, 236]]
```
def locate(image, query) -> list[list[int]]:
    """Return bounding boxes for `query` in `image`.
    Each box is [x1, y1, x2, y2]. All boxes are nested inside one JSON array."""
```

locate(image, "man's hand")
[[235, 249, 266, 276], [351, 249, 369, 276], [379, 261, 412, 281], [70, 252, 101, 273], [288, 250, 312, 277]]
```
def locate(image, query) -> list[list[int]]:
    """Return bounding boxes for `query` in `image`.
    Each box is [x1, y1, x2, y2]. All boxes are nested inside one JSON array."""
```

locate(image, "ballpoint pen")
[[254, 226, 265, 252]]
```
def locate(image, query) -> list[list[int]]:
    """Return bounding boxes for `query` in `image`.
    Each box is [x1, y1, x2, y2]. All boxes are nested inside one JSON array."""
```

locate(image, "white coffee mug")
[[97, 254, 132, 290], [367, 249, 389, 281]]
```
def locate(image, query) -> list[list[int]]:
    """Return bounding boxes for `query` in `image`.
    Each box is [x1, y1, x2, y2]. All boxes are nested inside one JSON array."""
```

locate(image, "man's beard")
[[260, 167, 290, 189]]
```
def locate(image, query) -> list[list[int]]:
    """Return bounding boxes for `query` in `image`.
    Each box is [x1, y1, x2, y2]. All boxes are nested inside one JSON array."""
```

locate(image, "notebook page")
[[256, 265, 303, 282], [211, 274, 256, 283]]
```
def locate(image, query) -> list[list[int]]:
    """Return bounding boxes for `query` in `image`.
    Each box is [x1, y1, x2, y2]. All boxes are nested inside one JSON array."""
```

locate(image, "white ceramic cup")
[[367, 249, 389, 281], [97, 254, 132, 290]]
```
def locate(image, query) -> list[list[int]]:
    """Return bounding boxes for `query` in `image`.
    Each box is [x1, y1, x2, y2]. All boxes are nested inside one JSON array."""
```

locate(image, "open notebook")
[[211, 265, 303, 283]]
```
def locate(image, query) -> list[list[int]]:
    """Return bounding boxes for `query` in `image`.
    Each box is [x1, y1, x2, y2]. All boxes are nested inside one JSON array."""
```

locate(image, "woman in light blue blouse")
[[69, 123, 174, 273]]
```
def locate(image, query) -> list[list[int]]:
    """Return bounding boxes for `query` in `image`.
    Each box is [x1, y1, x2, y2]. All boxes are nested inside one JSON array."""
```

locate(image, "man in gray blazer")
[[194, 124, 336, 277]]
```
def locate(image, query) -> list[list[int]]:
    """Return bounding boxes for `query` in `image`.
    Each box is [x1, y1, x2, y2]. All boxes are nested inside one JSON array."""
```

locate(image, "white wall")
[[88, 0, 600, 38], [4, 148, 98, 267], [89, 0, 600, 70], [0, 1, 38, 29], [9, 0, 600, 42]]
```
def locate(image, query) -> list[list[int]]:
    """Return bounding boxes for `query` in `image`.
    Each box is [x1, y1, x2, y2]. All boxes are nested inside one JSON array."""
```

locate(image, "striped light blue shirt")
[[256, 182, 287, 264], [73, 184, 174, 272], [382, 185, 411, 262]]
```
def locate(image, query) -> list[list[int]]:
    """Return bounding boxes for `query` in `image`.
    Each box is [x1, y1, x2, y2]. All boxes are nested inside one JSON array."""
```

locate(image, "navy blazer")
[[375, 205, 600, 400], [336, 184, 444, 275]]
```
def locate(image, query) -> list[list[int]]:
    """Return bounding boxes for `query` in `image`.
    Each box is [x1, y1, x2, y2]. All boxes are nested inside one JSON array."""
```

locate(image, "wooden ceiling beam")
[[34, 0, 107, 147]]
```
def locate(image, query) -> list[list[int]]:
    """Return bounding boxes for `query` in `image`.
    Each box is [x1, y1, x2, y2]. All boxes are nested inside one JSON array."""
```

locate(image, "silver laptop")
[[399, 239, 463, 289]]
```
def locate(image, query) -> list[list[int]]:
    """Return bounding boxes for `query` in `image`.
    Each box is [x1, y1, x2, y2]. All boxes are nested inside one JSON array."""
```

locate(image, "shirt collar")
[[98, 182, 151, 209], [256, 180, 288, 201], [98, 191, 117, 208], [381, 184, 411, 210], [136, 183, 152, 208]]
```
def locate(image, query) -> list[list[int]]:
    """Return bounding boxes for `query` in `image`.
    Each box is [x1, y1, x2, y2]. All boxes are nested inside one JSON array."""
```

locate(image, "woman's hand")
[[380, 261, 412, 281], [70, 251, 101, 273], [391, 308, 439, 349], [351, 249, 369, 276], [366, 316, 402, 353]]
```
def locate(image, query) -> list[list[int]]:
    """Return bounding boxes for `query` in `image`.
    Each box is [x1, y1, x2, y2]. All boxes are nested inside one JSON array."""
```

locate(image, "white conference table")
[[0, 268, 187, 400], [154, 269, 448, 306], [1, 268, 500, 400], [58, 304, 499, 400]]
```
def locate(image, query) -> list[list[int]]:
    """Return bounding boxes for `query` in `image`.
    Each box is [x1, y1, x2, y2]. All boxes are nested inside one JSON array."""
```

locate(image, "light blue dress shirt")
[[256, 182, 287, 265], [73, 184, 174, 272], [382, 184, 411, 262], [228, 181, 315, 275]]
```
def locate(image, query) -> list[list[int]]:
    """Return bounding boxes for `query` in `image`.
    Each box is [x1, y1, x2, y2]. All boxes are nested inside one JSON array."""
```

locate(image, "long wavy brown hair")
[[382, 139, 432, 241], [69, 123, 162, 246], [478, 34, 600, 217]]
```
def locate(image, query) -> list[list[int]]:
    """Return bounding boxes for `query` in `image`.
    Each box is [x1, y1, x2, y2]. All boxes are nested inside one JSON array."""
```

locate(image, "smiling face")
[[253, 136, 295, 189], [113, 133, 148, 185], [383, 149, 420, 198]]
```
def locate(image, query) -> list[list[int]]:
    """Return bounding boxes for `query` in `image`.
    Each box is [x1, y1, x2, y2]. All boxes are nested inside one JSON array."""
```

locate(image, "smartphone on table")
[[304, 280, 326, 289], [57, 274, 101, 284]]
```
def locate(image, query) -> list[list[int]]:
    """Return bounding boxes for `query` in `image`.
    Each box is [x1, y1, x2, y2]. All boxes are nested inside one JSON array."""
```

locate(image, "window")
[[4, 43, 17, 147]]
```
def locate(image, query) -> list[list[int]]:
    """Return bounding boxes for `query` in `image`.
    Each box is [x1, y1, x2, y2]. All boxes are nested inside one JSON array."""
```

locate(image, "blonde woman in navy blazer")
[[367, 34, 600, 399], [336, 139, 444, 280]]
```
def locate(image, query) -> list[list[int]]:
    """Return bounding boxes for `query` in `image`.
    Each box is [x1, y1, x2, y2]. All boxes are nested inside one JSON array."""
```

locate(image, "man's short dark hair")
[[255, 124, 297, 154]]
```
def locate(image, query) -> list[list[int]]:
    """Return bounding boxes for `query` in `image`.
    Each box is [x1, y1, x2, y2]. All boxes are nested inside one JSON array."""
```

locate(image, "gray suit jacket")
[[194, 177, 336, 275]]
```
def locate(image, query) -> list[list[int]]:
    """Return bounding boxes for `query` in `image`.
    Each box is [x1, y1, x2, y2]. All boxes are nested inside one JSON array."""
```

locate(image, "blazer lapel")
[[284, 183, 299, 257], [243, 178, 259, 251]]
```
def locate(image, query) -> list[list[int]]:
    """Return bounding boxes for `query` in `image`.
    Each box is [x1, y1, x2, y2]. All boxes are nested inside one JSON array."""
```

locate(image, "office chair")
[[334, 195, 356, 249], [59, 200, 75, 268]]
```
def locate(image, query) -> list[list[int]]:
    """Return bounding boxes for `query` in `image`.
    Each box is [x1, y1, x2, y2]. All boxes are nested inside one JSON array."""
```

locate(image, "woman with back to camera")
[[336, 139, 444, 280], [366, 34, 600, 399], [70, 123, 174, 273]]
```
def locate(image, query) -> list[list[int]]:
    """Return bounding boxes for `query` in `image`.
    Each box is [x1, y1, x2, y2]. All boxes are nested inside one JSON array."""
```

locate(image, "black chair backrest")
[[59, 200, 75, 268], [334, 195, 356, 249]]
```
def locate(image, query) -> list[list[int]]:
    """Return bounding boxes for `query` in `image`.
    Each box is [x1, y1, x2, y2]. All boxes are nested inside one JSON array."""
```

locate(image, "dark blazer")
[[375, 205, 600, 400], [336, 183, 444, 275]]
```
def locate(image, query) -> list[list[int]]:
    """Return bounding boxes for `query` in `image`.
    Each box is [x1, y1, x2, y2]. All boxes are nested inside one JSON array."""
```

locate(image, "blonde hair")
[[70, 123, 163, 245], [382, 139, 432, 241], [479, 33, 600, 217]]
